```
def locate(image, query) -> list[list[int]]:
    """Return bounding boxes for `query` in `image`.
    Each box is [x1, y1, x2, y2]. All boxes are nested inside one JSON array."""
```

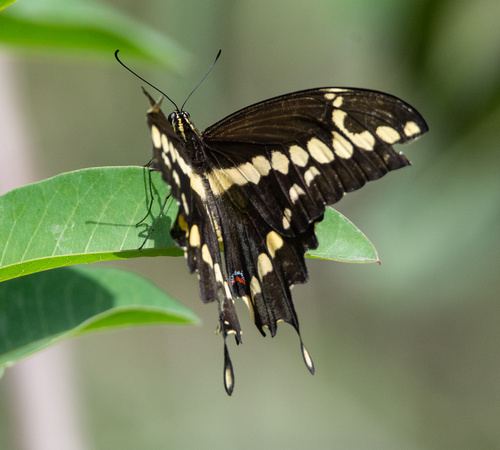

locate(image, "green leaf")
[[0, 0, 189, 70], [0, 167, 378, 284], [0, 266, 199, 369], [0, 167, 182, 283], [308, 208, 379, 263], [0, 0, 17, 13]]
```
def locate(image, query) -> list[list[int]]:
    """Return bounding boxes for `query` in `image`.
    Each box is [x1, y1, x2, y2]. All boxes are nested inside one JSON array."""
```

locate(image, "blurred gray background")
[[1, 0, 499, 448]]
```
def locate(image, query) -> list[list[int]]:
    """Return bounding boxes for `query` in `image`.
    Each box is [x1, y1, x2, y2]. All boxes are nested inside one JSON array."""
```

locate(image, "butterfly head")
[[168, 110, 196, 143], [168, 110, 190, 124]]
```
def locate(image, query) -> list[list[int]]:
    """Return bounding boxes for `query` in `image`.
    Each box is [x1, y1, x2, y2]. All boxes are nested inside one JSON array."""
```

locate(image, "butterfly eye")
[[168, 112, 176, 124], [183, 111, 190, 120]]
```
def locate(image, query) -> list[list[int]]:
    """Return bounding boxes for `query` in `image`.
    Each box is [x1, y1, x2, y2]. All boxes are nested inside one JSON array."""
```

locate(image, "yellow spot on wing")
[[172, 170, 181, 188], [214, 263, 224, 283], [190, 174, 206, 201], [376, 125, 400, 144], [151, 125, 162, 148], [250, 276, 262, 299], [252, 155, 272, 175], [181, 193, 189, 215], [332, 131, 353, 158], [282, 208, 292, 230], [332, 110, 375, 151], [220, 167, 245, 186], [257, 253, 273, 278], [266, 231, 284, 258], [404, 121, 421, 137], [289, 184, 306, 202], [202, 244, 213, 268], [271, 151, 290, 174], [332, 96, 344, 108], [308, 138, 335, 163], [239, 162, 261, 184], [189, 224, 200, 247], [289, 145, 309, 167], [208, 170, 234, 196], [161, 153, 172, 169], [304, 166, 321, 186]]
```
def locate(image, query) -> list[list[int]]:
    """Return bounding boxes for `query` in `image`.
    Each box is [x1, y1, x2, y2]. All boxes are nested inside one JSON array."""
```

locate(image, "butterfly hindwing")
[[143, 86, 428, 395]]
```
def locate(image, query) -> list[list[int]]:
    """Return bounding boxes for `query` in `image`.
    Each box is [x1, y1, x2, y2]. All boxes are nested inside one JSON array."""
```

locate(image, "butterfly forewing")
[[143, 86, 428, 395], [202, 88, 426, 238]]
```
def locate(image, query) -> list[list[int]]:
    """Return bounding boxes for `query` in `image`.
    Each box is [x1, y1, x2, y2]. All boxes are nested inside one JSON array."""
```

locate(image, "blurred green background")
[[1, 0, 499, 448]]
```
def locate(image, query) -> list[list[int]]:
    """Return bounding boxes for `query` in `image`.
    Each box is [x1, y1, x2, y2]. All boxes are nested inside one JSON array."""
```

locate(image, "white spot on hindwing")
[[181, 193, 189, 215], [266, 231, 284, 258], [250, 276, 262, 299], [202, 244, 213, 268], [161, 153, 172, 169], [237, 162, 261, 184], [304, 166, 320, 186], [189, 224, 200, 247], [289, 145, 309, 167], [172, 170, 181, 188], [289, 184, 306, 203], [220, 168, 244, 187], [214, 263, 224, 283], [257, 253, 273, 278], [282, 208, 292, 230], [208, 170, 234, 196]]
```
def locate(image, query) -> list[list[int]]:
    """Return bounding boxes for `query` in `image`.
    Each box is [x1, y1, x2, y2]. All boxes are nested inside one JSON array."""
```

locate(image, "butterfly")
[[132, 53, 428, 395]]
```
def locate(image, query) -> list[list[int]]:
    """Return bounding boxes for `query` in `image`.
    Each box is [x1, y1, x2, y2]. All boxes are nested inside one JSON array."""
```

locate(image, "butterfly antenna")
[[180, 49, 221, 111], [114, 50, 179, 110]]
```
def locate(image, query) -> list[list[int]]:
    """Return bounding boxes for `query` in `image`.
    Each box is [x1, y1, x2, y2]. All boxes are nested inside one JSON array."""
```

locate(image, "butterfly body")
[[143, 87, 428, 395]]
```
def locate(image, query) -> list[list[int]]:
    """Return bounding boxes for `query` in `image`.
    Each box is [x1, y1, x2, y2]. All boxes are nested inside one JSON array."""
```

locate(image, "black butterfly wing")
[[212, 179, 317, 374], [197, 88, 427, 382], [202, 88, 428, 238], [144, 87, 428, 395], [144, 90, 242, 394]]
